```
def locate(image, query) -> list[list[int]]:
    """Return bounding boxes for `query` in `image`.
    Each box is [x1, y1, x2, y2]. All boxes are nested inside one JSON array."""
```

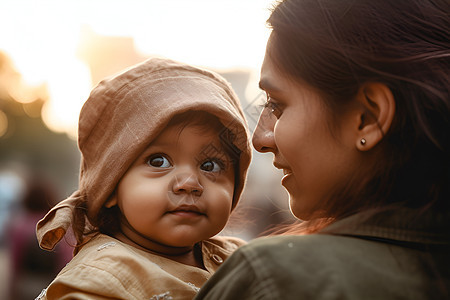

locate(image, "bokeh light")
[[0, 0, 273, 138]]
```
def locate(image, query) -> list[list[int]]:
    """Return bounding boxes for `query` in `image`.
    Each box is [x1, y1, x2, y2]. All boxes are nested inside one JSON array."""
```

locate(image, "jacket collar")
[[320, 207, 450, 245]]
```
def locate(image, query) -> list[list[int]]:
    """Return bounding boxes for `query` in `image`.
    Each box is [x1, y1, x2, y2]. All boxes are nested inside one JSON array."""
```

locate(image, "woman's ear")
[[104, 194, 118, 208], [355, 82, 395, 151]]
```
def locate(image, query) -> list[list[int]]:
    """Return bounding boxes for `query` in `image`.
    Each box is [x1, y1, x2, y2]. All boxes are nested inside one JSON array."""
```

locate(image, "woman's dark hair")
[[267, 0, 449, 219]]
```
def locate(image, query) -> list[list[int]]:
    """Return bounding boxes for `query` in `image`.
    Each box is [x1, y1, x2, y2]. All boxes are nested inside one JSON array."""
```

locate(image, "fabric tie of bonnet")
[[36, 191, 81, 251], [36, 57, 251, 251]]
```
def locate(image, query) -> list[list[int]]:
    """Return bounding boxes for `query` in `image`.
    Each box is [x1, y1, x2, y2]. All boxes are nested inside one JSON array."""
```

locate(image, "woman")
[[195, 0, 450, 298]]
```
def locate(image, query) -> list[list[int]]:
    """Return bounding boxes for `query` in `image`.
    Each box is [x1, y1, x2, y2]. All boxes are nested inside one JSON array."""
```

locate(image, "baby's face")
[[111, 122, 235, 251]]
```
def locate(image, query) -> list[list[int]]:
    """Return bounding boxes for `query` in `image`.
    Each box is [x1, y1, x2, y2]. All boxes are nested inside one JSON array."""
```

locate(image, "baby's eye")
[[147, 154, 172, 168], [200, 159, 224, 173], [263, 94, 282, 119]]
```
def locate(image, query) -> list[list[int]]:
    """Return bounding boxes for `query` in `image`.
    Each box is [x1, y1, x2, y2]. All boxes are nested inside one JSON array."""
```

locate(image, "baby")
[[35, 57, 251, 299]]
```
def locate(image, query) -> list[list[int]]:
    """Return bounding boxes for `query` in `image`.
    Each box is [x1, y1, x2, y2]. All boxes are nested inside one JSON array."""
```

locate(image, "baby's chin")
[[162, 228, 222, 247], [164, 237, 208, 249]]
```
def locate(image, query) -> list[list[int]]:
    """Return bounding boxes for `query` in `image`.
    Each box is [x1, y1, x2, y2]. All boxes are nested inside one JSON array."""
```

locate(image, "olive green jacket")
[[195, 208, 450, 299]]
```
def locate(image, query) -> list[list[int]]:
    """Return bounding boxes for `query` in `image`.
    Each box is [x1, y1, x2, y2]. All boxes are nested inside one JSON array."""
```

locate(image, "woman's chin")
[[288, 195, 306, 220], [288, 195, 319, 221]]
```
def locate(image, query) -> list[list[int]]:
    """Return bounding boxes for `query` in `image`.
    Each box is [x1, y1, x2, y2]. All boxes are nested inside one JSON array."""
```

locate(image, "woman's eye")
[[147, 155, 172, 168], [263, 94, 282, 119], [200, 160, 224, 172]]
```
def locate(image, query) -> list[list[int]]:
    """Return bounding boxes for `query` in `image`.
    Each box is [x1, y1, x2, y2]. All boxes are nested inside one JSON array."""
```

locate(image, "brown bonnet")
[[36, 57, 251, 251]]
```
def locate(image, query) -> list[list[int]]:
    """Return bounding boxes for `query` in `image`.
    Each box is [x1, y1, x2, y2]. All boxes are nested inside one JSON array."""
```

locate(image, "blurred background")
[[0, 0, 295, 298]]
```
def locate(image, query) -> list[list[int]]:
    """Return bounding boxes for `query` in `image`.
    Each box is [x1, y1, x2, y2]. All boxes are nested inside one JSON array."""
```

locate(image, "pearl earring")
[[360, 138, 366, 145]]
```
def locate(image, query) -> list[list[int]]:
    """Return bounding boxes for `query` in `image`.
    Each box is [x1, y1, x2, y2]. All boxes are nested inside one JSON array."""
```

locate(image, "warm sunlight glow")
[[0, 0, 273, 138], [8, 82, 45, 104], [130, 1, 272, 69], [0, 110, 7, 138], [41, 59, 91, 140]]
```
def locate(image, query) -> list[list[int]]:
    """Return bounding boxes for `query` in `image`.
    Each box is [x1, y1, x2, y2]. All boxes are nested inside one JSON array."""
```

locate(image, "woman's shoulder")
[[236, 233, 382, 269], [242, 234, 347, 254], [197, 234, 358, 299], [235, 231, 449, 282], [213, 231, 449, 299]]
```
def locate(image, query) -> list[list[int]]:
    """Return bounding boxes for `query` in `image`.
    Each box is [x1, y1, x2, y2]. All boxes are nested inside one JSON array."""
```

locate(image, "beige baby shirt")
[[36, 234, 245, 300]]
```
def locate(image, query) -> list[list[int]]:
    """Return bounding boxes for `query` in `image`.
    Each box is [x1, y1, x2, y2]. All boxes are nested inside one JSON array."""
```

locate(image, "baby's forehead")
[[134, 110, 239, 160], [172, 121, 224, 135], [139, 121, 231, 158], [152, 121, 226, 146]]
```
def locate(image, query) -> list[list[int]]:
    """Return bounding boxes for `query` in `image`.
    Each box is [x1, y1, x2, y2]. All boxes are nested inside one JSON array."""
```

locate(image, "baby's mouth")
[[168, 204, 205, 216]]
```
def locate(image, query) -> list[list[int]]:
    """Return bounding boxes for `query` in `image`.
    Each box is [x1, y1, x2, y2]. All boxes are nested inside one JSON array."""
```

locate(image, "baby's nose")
[[171, 172, 203, 197]]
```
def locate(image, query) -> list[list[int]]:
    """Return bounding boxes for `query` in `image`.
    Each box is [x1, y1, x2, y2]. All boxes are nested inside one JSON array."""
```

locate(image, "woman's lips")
[[273, 162, 292, 188], [273, 162, 292, 175], [273, 162, 293, 186], [280, 168, 293, 187]]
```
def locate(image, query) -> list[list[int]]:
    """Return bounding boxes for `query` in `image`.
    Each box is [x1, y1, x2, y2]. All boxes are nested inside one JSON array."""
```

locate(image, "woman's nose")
[[171, 172, 203, 196], [252, 110, 277, 153]]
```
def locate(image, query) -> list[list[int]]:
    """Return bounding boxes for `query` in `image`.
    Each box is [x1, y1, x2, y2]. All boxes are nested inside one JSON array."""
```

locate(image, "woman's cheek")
[[274, 119, 297, 160]]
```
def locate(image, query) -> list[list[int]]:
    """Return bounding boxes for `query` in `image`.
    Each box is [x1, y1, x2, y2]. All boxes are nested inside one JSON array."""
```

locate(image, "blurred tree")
[[0, 51, 80, 199]]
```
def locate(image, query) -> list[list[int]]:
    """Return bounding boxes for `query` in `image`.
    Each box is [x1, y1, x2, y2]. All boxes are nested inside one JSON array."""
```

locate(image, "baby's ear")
[[104, 194, 118, 208]]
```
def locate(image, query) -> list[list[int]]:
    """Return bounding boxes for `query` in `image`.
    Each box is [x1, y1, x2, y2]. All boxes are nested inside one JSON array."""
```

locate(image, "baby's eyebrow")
[[137, 144, 169, 158], [199, 143, 222, 157], [142, 140, 176, 152], [197, 143, 229, 160]]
